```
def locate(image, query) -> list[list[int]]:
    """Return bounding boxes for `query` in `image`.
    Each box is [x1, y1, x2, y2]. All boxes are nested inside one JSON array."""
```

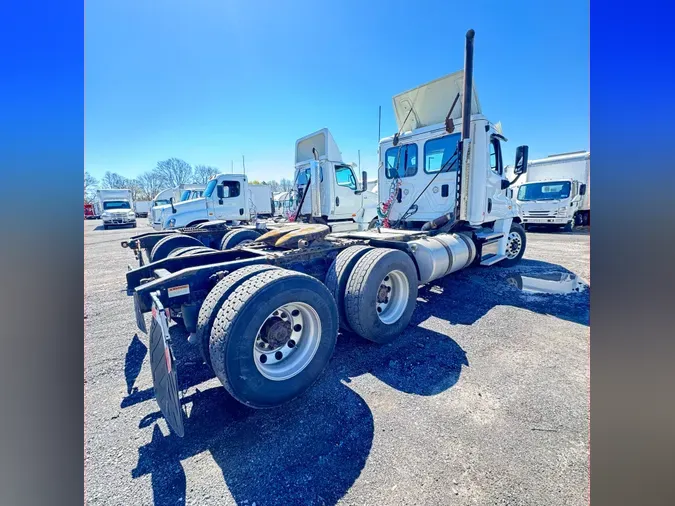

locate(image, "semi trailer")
[[120, 29, 529, 437]]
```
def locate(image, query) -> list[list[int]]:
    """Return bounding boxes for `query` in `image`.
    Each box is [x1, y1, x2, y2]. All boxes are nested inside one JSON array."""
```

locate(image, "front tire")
[[209, 269, 338, 408], [344, 248, 418, 344], [499, 221, 527, 267]]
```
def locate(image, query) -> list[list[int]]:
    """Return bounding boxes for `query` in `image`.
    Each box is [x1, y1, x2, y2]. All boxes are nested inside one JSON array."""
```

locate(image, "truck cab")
[[292, 129, 379, 231], [152, 174, 252, 230], [377, 71, 521, 232]]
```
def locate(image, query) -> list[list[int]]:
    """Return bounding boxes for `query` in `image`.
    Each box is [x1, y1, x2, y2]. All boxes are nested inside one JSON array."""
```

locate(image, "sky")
[[85, 0, 589, 184]]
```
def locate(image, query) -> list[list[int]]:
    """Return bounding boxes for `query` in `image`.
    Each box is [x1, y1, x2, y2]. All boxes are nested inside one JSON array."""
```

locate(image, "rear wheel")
[[209, 268, 338, 408], [196, 264, 280, 369], [344, 248, 418, 344], [150, 234, 204, 262], [325, 245, 373, 331], [499, 221, 527, 267], [220, 229, 262, 250], [167, 245, 205, 258]]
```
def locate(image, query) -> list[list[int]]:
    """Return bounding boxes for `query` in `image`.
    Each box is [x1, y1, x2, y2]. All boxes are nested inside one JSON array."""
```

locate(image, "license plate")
[[148, 293, 185, 437], [526, 218, 552, 223]]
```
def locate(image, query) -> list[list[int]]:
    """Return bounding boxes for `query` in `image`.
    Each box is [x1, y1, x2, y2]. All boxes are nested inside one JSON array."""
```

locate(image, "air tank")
[[408, 233, 476, 284]]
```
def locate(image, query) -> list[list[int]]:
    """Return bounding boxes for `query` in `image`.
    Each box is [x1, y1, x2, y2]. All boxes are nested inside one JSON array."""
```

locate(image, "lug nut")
[[288, 340, 296, 348], [275, 351, 283, 360]]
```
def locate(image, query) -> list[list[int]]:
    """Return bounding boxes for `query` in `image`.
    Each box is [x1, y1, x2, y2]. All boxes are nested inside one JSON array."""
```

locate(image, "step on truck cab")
[[510, 151, 590, 230], [120, 29, 529, 437], [151, 174, 273, 231], [292, 129, 379, 232]]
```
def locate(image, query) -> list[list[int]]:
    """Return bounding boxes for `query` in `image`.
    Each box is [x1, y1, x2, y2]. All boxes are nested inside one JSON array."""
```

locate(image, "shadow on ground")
[[413, 259, 589, 328], [124, 258, 587, 505]]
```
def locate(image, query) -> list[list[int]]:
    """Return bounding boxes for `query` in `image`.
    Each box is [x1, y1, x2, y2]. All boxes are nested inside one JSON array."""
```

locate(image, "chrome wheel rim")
[[254, 302, 321, 381], [376, 270, 409, 324], [506, 231, 523, 259]]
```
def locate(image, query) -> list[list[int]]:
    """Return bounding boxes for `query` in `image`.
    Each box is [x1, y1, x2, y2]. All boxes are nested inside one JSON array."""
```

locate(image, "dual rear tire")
[[200, 266, 338, 409], [326, 247, 419, 344]]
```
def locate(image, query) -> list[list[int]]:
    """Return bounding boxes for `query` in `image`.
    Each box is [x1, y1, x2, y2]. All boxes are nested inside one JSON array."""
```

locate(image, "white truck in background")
[[510, 151, 590, 231], [151, 175, 273, 231], [291, 128, 379, 232], [134, 200, 151, 218], [94, 189, 137, 230]]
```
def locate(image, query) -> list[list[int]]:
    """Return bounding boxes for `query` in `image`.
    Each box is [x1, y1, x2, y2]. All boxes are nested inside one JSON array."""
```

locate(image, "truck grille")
[[524, 210, 554, 218]]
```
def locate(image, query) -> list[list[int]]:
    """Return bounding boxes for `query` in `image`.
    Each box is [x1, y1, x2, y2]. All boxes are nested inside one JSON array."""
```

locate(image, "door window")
[[489, 137, 503, 175], [335, 165, 357, 190], [424, 133, 460, 173], [385, 144, 418, 178], [222, 181, 240, 198]]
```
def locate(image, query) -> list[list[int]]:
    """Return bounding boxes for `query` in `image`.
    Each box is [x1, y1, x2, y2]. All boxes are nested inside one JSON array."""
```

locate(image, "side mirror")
[[169, 197, 177, 214], [579, 183, 587, 195], [361, 171, 368, 192], [514, 145, 529, 175]]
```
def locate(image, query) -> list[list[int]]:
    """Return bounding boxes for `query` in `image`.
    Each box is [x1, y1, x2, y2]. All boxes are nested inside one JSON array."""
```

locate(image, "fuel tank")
[[408, 232, 476, 284]]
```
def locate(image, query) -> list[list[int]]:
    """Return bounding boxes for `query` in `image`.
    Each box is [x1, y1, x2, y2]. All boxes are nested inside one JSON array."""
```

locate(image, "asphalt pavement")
[[84, 219, 590, 506]]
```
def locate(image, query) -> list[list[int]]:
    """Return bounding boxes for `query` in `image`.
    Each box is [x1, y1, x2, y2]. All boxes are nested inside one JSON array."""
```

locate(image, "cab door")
[[485, 135, 511, 219], [210, 180, 246, 221], [332, 164, 362, 220]]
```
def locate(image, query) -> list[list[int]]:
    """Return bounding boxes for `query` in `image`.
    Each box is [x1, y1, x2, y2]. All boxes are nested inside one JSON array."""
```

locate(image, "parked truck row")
[[120, 29, 532, 437]]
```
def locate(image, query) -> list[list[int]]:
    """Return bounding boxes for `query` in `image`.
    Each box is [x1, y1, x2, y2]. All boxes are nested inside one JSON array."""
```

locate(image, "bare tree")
[[154, 158, 193, 188], [84, 172, 99, 203], [137, 170, 165, 200], [267, 180, 281, 192], [193, 165, 220, 184], [279, 178, 293, 192], [101, 171, 129, 189]]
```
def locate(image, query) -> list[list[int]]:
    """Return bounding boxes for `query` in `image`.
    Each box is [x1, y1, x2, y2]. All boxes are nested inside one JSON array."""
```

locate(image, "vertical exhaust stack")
[[421, 29, 476, 232], [456, 29, 475, 222], [461, 29, 475, 141]]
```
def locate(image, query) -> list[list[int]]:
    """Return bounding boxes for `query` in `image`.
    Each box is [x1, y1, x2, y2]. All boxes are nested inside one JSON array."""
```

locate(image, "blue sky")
[[85, 0, 589, 183]]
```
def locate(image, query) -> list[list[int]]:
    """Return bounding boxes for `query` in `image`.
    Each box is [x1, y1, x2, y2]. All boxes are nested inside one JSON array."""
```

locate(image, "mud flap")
[[133, 292, 147, 334], [148, 293, 185, 437]]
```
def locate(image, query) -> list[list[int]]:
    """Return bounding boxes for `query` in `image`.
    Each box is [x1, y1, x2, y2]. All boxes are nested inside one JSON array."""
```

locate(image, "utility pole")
[[231, 160, 233, 174], [242, 155, 246, 175], [358, 150, 361, 171], [378, 105, 381, 143]]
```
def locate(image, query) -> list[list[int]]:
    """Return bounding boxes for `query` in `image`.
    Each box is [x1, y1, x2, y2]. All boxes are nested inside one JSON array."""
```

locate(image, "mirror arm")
[[504, 172, 523, 189]]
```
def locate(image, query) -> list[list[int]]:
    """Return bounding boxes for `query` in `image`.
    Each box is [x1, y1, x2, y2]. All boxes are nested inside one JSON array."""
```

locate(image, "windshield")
[[204, 179, 218, 197], [103, 201, 131, 210], [517, 181, 571, 201], [154, 199, 170, 207]]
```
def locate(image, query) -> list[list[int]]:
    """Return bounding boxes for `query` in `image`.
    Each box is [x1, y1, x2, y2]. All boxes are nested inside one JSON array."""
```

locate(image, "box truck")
[[94, 189, 136, 229], [511, 151, 590, 231]]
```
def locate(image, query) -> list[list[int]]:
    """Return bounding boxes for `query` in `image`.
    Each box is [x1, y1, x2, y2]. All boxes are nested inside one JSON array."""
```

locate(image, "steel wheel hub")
[[506, 231, 522, 259], [376, 270, 409, 324], [254, 302, 321, 381]]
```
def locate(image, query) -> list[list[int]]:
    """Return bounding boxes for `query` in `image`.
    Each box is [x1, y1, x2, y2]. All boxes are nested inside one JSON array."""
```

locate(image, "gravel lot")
[[84, 219, 590, 506]]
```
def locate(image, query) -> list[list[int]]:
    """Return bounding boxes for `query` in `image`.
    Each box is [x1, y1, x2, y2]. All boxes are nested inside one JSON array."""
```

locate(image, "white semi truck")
[[150, 175, 273, 231], [94, 189, 136, 229], [511, 151, 590, 231], [290, 128, 380, 232], [120, 29, 530, 437]]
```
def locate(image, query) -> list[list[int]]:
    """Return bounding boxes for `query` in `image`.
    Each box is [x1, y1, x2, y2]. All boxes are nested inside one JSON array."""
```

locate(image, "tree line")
[[84, 157, 294, 203]]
